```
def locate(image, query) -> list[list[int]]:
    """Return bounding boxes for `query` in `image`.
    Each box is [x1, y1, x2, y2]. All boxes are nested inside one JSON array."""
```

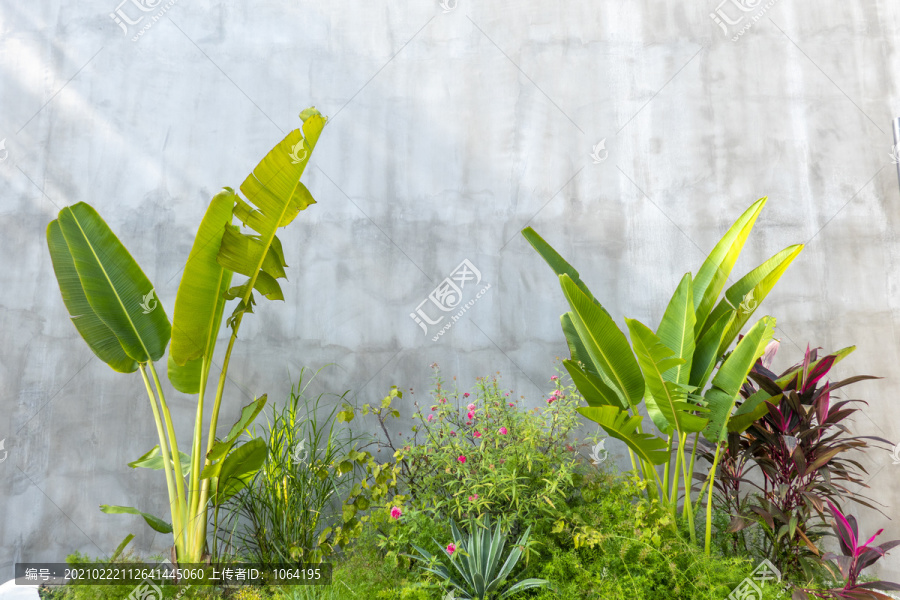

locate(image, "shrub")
[[340, 365, 587, 531]]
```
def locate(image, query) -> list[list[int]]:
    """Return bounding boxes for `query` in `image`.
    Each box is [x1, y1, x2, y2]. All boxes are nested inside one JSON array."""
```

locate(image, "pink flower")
[[505, 392, 510, 397], [498, 427, 508, 435], [467, 410, 475, 420], [390, 506, 402, 520], [508, 403, 514, 407], [447, 543, 456, 555], [431, 406, 437, 411], [547, 398, 554, 404], [550, 389, 561, 398], [467, 403, 476, 411], [458, 455, 467, 463], [439, 397, 448, 404], [427, 414, 434, 422], [450, 430, 456, 436], [550, 375, 559, 381], [468, 494, 478, 502], [463, 393, 470, 398], [474, 431, 482, 438]]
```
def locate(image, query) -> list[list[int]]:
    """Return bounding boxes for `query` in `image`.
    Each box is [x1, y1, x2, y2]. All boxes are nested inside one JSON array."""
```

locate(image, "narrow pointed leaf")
[[128, 446, 192, 477], [703, 316, 776, 442], [206, 395, 268, 462], [563, 359, 626, 409], [626, 318, 708, 434], [693, 198, 766, 334], [100, 505, 172, 534], [577, 405, 669, 464], [656, 273, 695, 385], [521, 227, 601, 305], [560, 274, 644, 406], [707, 244, 804, 359]]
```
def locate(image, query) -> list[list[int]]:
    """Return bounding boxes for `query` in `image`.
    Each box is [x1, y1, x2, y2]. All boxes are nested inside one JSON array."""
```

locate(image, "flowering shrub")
[[343, 365, 587, 529]]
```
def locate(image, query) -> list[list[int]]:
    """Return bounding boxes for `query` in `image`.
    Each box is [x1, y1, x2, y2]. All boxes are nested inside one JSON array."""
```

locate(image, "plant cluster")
[[523, 197, 804, 551], [706, 344, 890, 579], [339, 367, 587, 530]]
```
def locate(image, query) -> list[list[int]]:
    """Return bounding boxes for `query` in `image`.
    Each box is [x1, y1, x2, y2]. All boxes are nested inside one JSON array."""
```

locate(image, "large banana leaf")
[[47, 220, 137, 373], [562, 359, 625, 409], [626, 318, 707, 435], [703, 316, 775, 442], [167, 189, 236, 393], [707, 244, 803, 360], [692, 198, 766, 336], [655, 273, 695, 385], [689, 309, 733, 390], [577, 405, 669, 465], [559, 274, 644, 407], [217, 109, 327, 327], [49, 202, 171, 363]]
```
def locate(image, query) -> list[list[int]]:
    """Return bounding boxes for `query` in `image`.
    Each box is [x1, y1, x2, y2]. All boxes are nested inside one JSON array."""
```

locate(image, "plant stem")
[[704, 442, 724, 554], [148, 362, 187, 516], [187, 359, 210, 554], [139, 364, 184, 556], [678, 432, 696, 544]]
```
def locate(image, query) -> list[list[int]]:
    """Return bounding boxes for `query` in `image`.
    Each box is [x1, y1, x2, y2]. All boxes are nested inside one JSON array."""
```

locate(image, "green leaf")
[[128, 446, 192, 478], [706, 244, 804, 359], [208, 437, 268, 506], [109, 534, 134, 563], [693, 198, 766, 335], [728, 390, 782, 433], [655, 273, 695, 385], [703, 316, 775, 442], [577, 405, 669, 465], [521, 227, 600, 304], [217, 109, 326, 328], [563, 359, 625, 409], [50, 202, 171, 363], [559, 274, 644, 407], [689, 309, 732, 390], [206, 395, 268, 463], [46, 220, 137, 373], [167, 189, 236, 393], [100, 505, 172, 534], [626, 318, 708, 435]]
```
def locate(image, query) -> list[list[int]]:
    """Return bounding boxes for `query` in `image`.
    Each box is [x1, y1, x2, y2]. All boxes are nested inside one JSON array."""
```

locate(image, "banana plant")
[[45, 107, 327, 562], [522, 197, 802, 552]]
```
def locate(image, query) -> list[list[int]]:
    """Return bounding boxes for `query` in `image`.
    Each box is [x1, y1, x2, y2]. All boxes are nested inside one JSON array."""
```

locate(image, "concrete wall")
[[2, 0, 900, 582]]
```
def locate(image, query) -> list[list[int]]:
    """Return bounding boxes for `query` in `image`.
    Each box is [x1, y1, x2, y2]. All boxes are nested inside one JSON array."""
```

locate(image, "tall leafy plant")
[[45, 107, 327, 562], [522, 198, 803, 552], [712, 345, 889, 578]]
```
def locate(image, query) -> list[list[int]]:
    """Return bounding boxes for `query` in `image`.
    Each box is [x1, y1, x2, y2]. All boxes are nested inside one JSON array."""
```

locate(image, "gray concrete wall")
[[2, 0, 900, 582]]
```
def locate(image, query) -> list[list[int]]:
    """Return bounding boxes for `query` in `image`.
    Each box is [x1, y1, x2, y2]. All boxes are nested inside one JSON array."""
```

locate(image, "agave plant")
[[523, 197, 803, 552], [45, 107, 327, 562], [409, 515, 550, 599]]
